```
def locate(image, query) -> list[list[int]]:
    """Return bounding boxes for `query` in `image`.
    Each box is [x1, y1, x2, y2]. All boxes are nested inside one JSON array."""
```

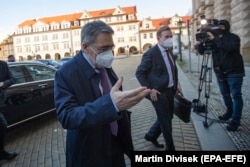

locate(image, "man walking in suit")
[[54, 20, 150, 167], [136, 26, 178, 151]]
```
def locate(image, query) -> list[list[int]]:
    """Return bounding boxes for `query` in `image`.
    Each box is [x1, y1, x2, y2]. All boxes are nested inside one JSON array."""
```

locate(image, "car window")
[[25, 65, 55, 81], [9, 66, 31, 84]]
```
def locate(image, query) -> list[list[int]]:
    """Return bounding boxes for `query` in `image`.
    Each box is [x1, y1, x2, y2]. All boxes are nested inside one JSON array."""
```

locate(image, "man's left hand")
[[207, 32, 214, 40]]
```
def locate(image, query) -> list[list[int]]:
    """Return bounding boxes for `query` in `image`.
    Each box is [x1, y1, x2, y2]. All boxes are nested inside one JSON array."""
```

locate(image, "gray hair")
[[80, 20, 114, 45]]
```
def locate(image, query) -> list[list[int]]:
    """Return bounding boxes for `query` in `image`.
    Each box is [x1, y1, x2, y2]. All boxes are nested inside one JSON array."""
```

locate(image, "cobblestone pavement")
[[180, 50, 250, 151], [1, 55, 201, 167]]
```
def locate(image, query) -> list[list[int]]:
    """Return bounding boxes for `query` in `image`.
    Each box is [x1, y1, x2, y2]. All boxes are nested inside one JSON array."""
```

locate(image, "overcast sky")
[[0, 0, 192, 34]]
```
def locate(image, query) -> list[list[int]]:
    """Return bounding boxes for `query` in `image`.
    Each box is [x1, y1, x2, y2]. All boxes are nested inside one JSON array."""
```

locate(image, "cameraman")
[[196, 20, 245, 131]]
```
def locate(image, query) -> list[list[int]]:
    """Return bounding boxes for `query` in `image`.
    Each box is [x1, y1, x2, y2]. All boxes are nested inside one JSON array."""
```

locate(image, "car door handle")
[[38, 83, 48, 88]]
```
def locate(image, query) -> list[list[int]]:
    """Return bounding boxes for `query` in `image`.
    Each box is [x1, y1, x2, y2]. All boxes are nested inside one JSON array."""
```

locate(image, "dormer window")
[[74, 21, 79, 26], [129, 15, 134, 20]]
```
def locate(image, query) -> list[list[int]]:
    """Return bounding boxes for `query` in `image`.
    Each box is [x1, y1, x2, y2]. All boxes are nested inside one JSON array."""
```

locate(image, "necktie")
[[98, 68, 118, 136], [166, 50, 177, 89]]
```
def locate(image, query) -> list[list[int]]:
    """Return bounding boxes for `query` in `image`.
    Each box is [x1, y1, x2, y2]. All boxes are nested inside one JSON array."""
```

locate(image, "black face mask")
[[218, 29, 226, 35]]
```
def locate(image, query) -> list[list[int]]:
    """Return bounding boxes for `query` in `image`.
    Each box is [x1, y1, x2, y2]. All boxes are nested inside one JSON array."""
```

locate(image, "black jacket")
[[197, 20, 245, 78], [0, 61, 16, 89], [0, 60, 16, 104]]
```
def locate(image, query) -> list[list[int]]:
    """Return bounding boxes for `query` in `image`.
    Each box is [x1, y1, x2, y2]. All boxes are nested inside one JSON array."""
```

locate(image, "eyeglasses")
[[91, 45, 115, 53], [165, 35, 172, 39]]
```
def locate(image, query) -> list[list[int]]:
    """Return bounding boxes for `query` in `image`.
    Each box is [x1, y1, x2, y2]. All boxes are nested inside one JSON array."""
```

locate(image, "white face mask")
[[163, 38, 173, 48], [96, 50, 114, 68]]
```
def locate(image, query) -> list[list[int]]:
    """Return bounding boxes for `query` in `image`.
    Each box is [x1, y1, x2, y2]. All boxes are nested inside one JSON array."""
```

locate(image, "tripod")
[[196, 49, 213, 128]]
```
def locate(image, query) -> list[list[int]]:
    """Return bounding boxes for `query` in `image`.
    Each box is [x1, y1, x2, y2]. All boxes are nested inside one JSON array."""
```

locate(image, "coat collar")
[[74, 51, 97, 80]]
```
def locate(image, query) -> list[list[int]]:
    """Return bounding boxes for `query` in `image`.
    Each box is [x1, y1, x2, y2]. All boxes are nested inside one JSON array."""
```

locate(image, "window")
[[62, 23, 70, 29], [51, 24, 59, 30], [116, 16, 123, 22], [34, 36, 39, 42], [42, 44, 48, 51], [129, 25, 136, 30], [25, 65, 55, 81], [42, 35, 47, 41], [74, 30, 80, 36], [52, 34, 58, 40], [117, 26, 124, 31], [74, 21, 79, 26], [128, 15, 134, 20], [53, 43, 59, 50], [74, 41, 80, 47], [63, 33, 69, 39], [16, 38, 21, 44], [63, 42, 70, 49], [25, 37, 30, 43], [129, 36, 136, 42], [150, 33, 153, 38], [105, 17, 111, 23], [34, 27, 39, 32], [35, 45, 40, 51], [17, 47, 22, 53], [25, 46, 31, 52], [9, 66, 29, 84], [143, 34, 147, 39], [117, 37, 124, 43], [24, 28, 30, 34]]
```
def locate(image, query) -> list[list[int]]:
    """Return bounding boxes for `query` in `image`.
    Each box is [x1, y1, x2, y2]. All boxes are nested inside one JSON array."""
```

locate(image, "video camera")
[[195, 19, 219, 43]]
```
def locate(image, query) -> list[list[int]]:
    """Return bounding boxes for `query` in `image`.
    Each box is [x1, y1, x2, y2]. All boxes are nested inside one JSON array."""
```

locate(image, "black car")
[[0, 61, 56, 128]]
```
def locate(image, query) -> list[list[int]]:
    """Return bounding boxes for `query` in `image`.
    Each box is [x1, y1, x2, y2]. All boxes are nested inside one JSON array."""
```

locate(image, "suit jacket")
[[0, 60, 16, 104], [136, 45, 178, 92], [54, 51, 133, 167]]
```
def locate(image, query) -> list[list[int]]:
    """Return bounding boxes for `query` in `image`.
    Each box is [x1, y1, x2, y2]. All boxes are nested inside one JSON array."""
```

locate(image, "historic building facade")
[[0, 35, 14, 60], [0, 6, 191, 61], [191, 0, 250, 62]]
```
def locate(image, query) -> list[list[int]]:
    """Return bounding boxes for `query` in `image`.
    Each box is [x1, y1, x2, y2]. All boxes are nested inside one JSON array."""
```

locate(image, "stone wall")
[[231, 0, 250, 62], [192, 0, 250, 62]]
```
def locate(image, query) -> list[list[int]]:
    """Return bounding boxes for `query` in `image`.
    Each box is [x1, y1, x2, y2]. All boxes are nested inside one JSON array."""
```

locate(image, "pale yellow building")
[[0, 35, 14, 61], [1, 6, 191, 62]]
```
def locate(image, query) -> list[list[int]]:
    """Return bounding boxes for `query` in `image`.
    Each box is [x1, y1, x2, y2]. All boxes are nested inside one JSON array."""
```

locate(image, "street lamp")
[[126, 45, 129, 57], [69, 48, 72, 56], [32, 50, 37, 60], [177, 19, 183, 62]]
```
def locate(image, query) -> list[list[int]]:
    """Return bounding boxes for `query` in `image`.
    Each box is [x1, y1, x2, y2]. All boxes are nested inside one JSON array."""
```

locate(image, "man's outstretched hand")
[[110, 76, 151, 111]]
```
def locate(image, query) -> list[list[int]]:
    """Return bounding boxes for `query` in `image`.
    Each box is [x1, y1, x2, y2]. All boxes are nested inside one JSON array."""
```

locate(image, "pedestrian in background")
[[136, 26, 178, 151], [54, 20, 150, 167], [0, 60, 18, 161], [7, 55, 15, 62], [197, 19, 245, 131]]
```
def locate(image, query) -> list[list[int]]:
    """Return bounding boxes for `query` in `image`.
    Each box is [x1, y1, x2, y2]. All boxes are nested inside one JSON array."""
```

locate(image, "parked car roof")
[[37, 59, 62, 69], [58, 57, 73, 64]]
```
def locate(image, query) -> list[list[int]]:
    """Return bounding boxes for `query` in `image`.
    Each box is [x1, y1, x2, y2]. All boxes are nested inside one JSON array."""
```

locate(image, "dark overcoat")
[[54, 51, 133, 167]]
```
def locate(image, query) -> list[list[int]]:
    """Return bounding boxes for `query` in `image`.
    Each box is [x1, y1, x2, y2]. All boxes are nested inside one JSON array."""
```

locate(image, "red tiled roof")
[[152, 18, 171, 29], [151, 15, 192, 29], [18, 6, 137, 28]]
